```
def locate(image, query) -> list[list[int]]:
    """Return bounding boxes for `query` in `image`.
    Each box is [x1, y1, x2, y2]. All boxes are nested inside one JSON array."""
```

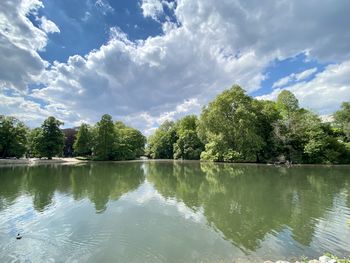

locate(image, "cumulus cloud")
[[0, 0, 49, 91], [141, 0, 164, 20], [258, 61, 350, 114], [1, 0, 350, 132], [39, 16, 60, 34]]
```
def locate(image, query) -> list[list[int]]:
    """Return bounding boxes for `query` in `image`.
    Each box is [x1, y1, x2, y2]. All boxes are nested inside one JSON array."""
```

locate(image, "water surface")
[[0, 162, 349, 262]]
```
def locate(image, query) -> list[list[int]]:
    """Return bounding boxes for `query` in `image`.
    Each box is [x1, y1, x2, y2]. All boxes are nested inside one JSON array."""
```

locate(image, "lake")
[[0, 161, 349, 262]]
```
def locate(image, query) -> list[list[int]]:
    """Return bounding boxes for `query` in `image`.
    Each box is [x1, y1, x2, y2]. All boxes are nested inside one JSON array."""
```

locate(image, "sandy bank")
[[0, 157, 85, 166]]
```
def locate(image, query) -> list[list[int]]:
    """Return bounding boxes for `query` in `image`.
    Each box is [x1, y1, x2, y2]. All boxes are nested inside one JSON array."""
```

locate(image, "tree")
[[276, 90, 299, 120], [274, 91, 304, 162], [63, 128, 78, 157], [0, 115, 28, 158], [334, 102, 350, 141], [73, 124, 92, 156], [36, 117, 65, 159], [198, 85, 265, 162], [147, 121, 177, 159], [94, 114, 117, 160], [27, 128, 42, 157], [173, 115, 204, 160], [115, 121, 146, 160]]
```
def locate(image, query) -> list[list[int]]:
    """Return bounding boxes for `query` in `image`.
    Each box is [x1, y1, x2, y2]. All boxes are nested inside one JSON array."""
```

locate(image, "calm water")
[[0, 162, 349, 262]]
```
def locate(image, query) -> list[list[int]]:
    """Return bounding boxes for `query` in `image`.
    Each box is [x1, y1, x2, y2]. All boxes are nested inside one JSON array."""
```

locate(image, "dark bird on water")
[[16, 233, 22, 240]]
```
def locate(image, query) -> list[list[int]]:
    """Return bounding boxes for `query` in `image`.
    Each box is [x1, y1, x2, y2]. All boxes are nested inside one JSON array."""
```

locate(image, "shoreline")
[[1, 158, 350, 167]]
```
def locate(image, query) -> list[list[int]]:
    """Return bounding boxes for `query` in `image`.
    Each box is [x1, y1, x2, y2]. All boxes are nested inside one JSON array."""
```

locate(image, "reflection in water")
[[0, 163, 145, 213], [147, 162, 350, 252], [0, 162, 349, 262]]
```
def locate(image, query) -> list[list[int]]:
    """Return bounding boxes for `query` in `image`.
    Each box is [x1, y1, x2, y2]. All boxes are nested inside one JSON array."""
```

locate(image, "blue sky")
[[0, 0, 350, 134]]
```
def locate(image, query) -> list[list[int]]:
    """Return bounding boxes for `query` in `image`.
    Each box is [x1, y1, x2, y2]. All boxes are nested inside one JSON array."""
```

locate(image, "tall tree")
[[94, 114, 117, 160], [63, 128, 78, 157], [36, 117, 65, 159], [173, 115, 204, 160], [147, 121, 177, 159], [276, 90, 299, 120], [0, 115, 28, 158], [73, 124, 92, 156], [27, 128, 42, 157], [334, 102, 350, 141], [198, 85, 264, 162]]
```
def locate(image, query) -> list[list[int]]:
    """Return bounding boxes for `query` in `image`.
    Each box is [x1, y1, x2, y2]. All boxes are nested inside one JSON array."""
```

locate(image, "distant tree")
[[0, 115, 28, 158], [27, 128, 42, 157], [63, 128, 78, 157], [115, 121, 146, 160], [94, 114, 117, 160], [173, 115, 204, 160], [334, 102, 350, 141], [73, 124, 92, 156], [36, 117, 65, 159], [147, 121, 177, 159]]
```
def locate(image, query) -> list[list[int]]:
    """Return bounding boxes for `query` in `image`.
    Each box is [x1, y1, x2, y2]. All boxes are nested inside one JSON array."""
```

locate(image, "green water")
[[0, 162, 349, 262]]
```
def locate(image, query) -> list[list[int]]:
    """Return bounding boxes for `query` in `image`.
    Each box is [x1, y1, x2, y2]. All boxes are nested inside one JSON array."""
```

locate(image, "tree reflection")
[[147, 162, 350, 252], [0, 163, 145, 213]]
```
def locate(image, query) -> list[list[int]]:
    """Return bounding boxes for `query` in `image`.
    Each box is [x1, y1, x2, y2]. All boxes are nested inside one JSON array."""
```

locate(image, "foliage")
[[27, 128, 42, 157], [114, 121, 146, 160], [334, 102, 350, 141], [173, 115, 204, 160], [147, 86, 350, 164], [35, 117, 65, 159], [147, 121, 177, 159], [73, 124, 92, 156], [198, 85, 265, 162], [63, 128, 77, 157], [0, 115, 28, 158], [94, 114, 118, 160]]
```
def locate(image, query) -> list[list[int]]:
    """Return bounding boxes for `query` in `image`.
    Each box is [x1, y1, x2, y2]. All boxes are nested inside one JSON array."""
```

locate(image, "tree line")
[[146, 86, 350, 164], [0, 114, 146, 160], [1, 85, 349, 163]]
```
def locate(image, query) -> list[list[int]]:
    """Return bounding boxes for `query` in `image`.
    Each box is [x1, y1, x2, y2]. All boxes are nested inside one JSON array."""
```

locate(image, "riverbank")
[[1, 158, 350, 167], [0, 157, 85, 166]]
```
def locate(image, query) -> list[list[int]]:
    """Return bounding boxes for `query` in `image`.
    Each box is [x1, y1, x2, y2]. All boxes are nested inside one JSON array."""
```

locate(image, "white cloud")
[[272, 75, 293, 89], [140, 0, 164, 20], [272, 68, 317, 88], [0, 0, 49, 91], [295, 68, 317, 81], [39, 16, 60, 34], [1, 0, 350, 133], [258, 61, 350, 114]]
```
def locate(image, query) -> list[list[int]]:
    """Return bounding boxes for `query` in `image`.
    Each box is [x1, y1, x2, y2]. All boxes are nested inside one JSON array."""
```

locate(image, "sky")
[[1, 0, 350, 135]]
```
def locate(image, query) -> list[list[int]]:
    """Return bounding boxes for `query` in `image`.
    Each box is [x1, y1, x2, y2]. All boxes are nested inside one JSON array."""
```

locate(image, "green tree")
[[198, 85, 265, 162], [115, 121, 146, 160], [27, 128, 42, 157], [173, 115, 204, 160], [276, 90, 299, 120], [0, 115, 28, 158], [94, 114, 117, 160], [334, 102, 350, 141], [36, 117, 65, 159], [147, 120, 177, 159], [73, 123, 92, 156]]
